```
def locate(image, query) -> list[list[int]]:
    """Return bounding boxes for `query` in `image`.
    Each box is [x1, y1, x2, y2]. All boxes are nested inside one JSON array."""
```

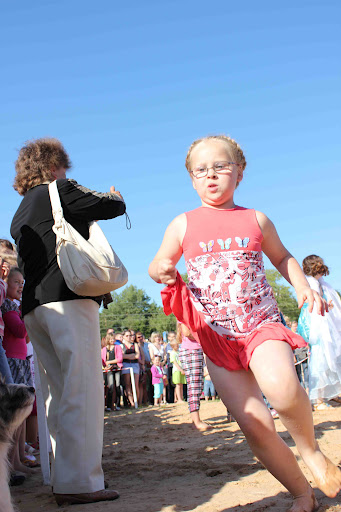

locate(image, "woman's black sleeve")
[[57, 179, 126, 222]]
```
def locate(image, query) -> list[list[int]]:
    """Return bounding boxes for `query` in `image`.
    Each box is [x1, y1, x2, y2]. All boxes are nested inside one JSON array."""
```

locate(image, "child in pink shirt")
[[1, 268, 32, 385], [0, 240, 17, 384], [151, 355, 165, 406]]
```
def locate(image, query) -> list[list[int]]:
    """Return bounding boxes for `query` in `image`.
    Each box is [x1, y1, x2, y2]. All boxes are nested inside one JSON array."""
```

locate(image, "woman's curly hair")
[[14, 138, 72, 196], [302, 255, 329, 277]]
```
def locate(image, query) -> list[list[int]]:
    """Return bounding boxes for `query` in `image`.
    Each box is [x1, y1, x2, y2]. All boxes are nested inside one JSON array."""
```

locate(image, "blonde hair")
[[150, 332, 162, 344], [170, 339, 179, 350], [185, 135, 247, 173], [0, 239, 18, 268]]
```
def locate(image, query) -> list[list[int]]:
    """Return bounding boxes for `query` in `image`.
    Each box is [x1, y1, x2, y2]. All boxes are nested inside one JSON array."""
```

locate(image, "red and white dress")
[[162, 206, 306, 371]]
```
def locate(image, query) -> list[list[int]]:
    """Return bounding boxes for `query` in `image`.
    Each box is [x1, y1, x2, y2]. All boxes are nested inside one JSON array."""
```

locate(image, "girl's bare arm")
[[256, 211, 325, 315], [148, 214, 186, 285]]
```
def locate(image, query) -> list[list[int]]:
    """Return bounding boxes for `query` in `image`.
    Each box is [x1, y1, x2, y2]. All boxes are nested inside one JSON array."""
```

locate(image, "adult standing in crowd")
[[121, 329, 140, 406], [136, 331, 150, 405], [105, 331, 123, 411], [148, 331, 165, 361], [11, 138, 126, 506], [164, 331, 176, 403]]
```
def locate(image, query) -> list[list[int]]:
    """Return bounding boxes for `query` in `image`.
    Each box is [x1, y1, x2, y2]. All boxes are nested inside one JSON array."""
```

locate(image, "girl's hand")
[[158, 259, 177, 285], [181, 370, 185, 375], [0, 259, 10, 280], [297, 286, 327, 316]]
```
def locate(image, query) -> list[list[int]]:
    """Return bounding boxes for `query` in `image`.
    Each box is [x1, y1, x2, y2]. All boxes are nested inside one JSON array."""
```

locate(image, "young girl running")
[[149, 135, 341, 512]]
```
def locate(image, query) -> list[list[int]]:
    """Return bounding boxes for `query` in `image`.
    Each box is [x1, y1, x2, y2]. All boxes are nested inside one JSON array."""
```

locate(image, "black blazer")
[[11, 179, 126, 316]]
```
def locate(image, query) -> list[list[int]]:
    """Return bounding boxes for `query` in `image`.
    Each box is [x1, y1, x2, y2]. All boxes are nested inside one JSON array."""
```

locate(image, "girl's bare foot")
[[192, 421, 212, 431], [305, 451, 341, 498], [288, 486, 318, 512]]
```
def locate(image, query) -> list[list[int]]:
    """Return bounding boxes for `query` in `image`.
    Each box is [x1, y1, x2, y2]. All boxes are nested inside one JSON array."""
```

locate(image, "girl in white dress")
[[297, 255, 341, 408]]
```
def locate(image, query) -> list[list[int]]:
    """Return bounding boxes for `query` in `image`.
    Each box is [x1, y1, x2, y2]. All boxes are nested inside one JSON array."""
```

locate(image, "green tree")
[[99, 285, 176, 337], [265, 269, 300, 321]]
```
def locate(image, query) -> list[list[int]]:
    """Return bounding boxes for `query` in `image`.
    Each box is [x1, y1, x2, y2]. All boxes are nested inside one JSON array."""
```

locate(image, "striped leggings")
[[179, 347, 204, 413]]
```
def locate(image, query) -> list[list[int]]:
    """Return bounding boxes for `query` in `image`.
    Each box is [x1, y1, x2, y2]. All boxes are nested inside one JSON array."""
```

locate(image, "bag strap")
[[48, 180, 64, 225]]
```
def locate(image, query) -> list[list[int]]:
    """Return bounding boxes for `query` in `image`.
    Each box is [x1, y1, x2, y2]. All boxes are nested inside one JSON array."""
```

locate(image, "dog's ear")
[[0, 375, 6, 386]]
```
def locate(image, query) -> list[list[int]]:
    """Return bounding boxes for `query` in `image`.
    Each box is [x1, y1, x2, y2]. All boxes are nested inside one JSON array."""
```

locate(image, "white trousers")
[[25, 299, 104, 494]]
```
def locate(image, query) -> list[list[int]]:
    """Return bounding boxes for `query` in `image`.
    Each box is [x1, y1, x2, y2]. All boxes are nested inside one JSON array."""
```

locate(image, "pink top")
[[180, 335, 201, 351], [0, 279, 7, 338], [182, 206, 280, 340], [114, 344, 123, 369], [1, 299, 27, 360], [101, 347, 107, 368], [151, 364, 163, 384], [161, 205, 306, 372]]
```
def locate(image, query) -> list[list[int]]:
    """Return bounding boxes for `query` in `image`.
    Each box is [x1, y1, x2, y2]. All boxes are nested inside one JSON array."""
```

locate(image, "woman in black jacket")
[[11, 138, 124, 506]]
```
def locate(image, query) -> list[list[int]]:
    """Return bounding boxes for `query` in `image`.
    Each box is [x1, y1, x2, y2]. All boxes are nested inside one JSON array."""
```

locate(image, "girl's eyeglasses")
[[190, 162, 238, 179]]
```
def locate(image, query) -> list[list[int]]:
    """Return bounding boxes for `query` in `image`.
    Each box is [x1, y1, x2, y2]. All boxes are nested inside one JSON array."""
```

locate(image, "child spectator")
[[169, 339, 186, 403], [0, 241, 15, 384], [151, 354, 165, 406], [2, 267, 37, 474], [2, 268, 32, 387], [203, 364, 216, 401]]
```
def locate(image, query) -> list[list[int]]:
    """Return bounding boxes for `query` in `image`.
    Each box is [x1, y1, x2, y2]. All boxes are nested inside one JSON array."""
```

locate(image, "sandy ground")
[[12, 400, 341, 512]]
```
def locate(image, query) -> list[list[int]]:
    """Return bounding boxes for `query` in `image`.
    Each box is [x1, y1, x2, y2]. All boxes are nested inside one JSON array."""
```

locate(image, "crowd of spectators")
[[101, 327, 218, 412]]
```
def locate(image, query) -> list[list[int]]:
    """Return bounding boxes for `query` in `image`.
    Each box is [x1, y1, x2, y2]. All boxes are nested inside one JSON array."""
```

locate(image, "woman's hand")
[[296, 286, 328, 316], [110, 186, 123, 200]]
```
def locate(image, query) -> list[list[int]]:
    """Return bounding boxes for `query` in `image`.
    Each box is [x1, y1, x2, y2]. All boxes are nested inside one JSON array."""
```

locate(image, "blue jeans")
[[0, 337, 14, 384], [204, 379, 215, 398]]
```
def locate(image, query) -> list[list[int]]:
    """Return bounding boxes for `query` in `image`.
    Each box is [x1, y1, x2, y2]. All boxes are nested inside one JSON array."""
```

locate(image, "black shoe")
[[54, 489, 119, 506], [10, 473, 26, 486]]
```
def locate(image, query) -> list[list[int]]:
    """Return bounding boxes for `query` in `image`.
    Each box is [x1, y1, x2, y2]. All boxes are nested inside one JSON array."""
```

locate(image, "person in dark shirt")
[[11, 138, 124, 505]]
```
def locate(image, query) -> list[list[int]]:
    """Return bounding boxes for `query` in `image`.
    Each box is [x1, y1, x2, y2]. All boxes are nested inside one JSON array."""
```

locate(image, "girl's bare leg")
[[251, 340, 341, 499], [207, 358, 317, 512]]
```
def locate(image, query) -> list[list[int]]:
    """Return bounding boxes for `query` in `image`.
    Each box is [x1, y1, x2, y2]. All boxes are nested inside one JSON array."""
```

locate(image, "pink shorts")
[[161, 273, 307, 372]]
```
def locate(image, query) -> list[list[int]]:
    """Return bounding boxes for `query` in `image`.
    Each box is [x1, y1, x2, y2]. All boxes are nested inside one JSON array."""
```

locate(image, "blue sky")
[[1, 0, 340, 305]]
